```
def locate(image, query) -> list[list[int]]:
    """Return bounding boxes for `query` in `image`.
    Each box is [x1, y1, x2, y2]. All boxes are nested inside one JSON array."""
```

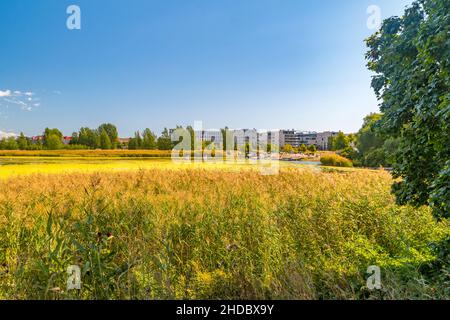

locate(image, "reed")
[[0, 167, 447, 299]]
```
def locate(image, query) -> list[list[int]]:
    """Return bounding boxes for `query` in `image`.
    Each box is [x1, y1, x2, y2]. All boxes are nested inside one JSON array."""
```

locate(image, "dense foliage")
[[328, 132, 354, 151], [0, 124, 175, 151], [366, 0, 449, 219], [342, 113, 399, 168]]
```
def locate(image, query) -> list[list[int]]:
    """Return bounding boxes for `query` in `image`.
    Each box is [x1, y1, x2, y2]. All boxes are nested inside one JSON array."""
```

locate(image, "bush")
[[339, 146, 357, 160], [320, 154, 353, 167]]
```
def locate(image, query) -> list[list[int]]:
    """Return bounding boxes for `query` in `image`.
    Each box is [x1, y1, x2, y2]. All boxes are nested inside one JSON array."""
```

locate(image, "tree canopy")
[[157, 128, 173, 150], [366, 0, 449, 218], [98, 123, 118, 148], [329, 132, 350, 151]]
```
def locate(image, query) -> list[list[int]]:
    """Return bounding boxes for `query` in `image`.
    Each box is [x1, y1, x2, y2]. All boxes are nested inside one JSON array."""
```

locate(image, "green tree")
[[43, 128, 62, 149], [356, 114, 384, 155], [142, 129, 157, 150], [0, 137, 19, 150], [45, 134, 63, 150], [98, 123, 118, 149], [78, 127, 99, 149], [351, 113, 395, 167], [17, 132, 28, 150], [69, 132, 79, 145], [283, 144, 294, 154], [100, 129, 112, 149], [129, 131, 144, 150], [128, 139, 137, 150], [298, 144, 308, 153], [366, 0, 449, 218], [307, 144, 317, 153], [157, 128, 173, 150], [188, 126, 196, 151], [44, 128, 62, 138], [329, 132, 349, 151]]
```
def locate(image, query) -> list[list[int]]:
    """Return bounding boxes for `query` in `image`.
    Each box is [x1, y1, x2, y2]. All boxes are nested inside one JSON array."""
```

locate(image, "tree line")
[[363, 0, 448, 220], [0, 123, 175, 151], [0, 124, 278, 153], [281, 143, 317, 154]]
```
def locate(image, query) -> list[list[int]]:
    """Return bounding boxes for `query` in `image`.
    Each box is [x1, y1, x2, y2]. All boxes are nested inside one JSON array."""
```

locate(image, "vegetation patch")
[[0, 168, 447, 299], [320, 154, 353, 168]]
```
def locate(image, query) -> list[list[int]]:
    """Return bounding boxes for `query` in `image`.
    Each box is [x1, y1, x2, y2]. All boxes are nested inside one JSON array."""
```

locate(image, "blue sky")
[[0, 0, 413, 137]]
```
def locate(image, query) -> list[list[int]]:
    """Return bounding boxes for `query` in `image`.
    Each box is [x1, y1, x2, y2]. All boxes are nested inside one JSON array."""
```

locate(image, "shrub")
[[320, 154, 353, 167]]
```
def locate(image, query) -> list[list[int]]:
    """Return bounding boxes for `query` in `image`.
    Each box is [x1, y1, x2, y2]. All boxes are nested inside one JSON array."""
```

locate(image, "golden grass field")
[[0, 156, 448, 299], [0, 156, 321, 179]]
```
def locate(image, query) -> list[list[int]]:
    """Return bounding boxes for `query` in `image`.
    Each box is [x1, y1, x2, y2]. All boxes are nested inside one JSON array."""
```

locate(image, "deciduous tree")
[[366, 0, 449, 218]]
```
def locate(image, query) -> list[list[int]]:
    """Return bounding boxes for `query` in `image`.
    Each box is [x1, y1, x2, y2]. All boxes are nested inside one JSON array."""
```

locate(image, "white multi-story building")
[[316, 131, 339, 150], [170, 127, 338, 151], [279, 130, 339, 150], [195, 130, 223, 144]]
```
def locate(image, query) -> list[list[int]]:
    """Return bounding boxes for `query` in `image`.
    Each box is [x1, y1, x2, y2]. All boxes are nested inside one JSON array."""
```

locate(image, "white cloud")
[[0, 90, 38, 111], [0, 90, 11, 97], [0, 130, 17, 139], [4, 98, 27, 106]]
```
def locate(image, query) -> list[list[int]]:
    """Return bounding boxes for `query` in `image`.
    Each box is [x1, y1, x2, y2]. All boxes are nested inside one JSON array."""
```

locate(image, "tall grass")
[[0, 168, 447, 299]]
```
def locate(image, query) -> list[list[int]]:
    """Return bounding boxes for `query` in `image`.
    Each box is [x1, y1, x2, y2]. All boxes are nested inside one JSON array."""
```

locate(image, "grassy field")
[[0, 158, 448, 300], [0, 150, 174, 158]]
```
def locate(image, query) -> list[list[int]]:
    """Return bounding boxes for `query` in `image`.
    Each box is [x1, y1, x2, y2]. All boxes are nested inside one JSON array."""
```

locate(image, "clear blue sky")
[[0, 0, 413, 137]]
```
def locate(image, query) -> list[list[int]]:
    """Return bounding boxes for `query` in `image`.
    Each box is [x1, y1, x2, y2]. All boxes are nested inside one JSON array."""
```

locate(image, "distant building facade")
[[279, 130, 338, 150], [316, 132, 339, 150], [168, 128, 340, 151]]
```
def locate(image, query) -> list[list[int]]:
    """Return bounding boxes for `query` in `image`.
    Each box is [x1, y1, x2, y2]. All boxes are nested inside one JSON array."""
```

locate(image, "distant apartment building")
[[197, 130, 223, 144], [316, 132, 339, 150], [280, 130, 299, 147], [279, 130, 338, 150], [168, 128, 338, 151], [170, 128, 278, 150], [298, 132, 318, 146]]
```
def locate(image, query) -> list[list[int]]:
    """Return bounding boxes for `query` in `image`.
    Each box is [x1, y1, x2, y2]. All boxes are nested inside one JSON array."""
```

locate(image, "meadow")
[[0, 157, 318, 179], [0, 157, 448, 300], [0, 150, 174, 158]]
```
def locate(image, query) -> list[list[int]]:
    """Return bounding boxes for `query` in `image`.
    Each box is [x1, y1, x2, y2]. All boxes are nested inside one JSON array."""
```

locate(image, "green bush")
[[320, 154, 353, 167]]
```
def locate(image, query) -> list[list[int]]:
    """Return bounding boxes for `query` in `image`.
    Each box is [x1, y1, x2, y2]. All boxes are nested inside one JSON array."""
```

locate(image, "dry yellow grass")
[[0, 157, 295, 179], [0, 166, 447, 299]]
